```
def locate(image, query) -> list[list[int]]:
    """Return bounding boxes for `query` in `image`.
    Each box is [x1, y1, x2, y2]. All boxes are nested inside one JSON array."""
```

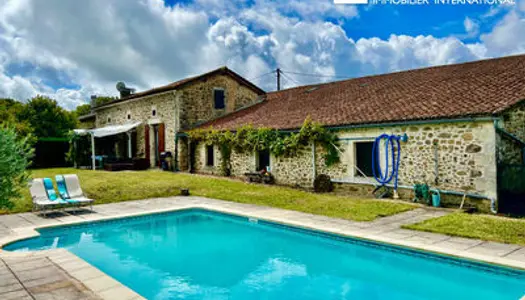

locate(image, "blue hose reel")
[[372, 133, 407, 198]]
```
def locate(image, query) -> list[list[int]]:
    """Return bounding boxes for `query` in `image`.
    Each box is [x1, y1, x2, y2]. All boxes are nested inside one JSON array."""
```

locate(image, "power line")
[[280, 70, 352, 79], [248, 70, 275, 82], [280, 71, 301, 86]]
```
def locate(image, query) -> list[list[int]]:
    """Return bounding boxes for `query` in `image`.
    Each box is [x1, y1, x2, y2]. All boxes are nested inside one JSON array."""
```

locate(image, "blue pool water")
[[4, 209, 525, 299]]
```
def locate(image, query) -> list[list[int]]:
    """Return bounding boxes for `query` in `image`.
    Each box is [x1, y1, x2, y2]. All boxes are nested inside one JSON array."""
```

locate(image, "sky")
[[0, 0, 524, 110]]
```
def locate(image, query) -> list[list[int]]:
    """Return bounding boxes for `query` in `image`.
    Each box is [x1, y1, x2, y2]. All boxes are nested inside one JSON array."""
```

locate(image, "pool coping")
[[1, 199, 525, 299]]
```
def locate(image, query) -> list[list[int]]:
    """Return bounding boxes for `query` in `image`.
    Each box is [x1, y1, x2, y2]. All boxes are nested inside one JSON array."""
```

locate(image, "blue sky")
[[0, 0, 524, 109]]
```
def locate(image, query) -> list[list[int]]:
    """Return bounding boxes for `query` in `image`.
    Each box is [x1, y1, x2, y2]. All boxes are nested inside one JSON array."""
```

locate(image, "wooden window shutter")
[[158, 123, 165, 154], [145, 124, 150, 161]]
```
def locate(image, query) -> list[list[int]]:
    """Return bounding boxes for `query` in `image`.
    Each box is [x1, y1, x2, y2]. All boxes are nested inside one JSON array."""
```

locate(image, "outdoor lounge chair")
[[30, 178, 68, 214], [58, 174, 94, 210]]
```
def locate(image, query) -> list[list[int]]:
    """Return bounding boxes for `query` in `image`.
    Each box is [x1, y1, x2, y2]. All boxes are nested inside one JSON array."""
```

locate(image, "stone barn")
[[182, 55, 525, 213]]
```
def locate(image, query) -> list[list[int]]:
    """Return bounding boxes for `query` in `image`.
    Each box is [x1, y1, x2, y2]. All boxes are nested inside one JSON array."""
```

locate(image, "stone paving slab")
[[0, 256, 100, 300], [0, 196, 524, 299]]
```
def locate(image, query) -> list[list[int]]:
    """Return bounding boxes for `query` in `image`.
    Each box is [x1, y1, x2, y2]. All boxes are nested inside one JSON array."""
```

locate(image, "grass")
[[404, 212, 525, 245], [4, 168, 416, 222]]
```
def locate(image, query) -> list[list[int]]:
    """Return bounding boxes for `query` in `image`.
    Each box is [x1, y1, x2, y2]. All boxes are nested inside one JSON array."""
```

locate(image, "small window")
[[355, 141, 378, 177], [127, 114, 131, 120], [257, 149, 270, 172], [152, 109, 156, 117], [107, 116, 111, 123], [206, 145, 214, 166], [213, 89, 225, 109]]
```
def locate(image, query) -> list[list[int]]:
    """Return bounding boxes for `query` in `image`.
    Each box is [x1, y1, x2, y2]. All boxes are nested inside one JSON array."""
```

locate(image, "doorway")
[[257, 149, 270, 172]]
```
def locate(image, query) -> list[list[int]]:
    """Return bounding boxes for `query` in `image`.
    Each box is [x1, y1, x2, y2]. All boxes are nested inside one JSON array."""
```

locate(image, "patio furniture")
[[61, 174, 94, 211], [104, 161, 134, 171], [30, 179, 67, 214]]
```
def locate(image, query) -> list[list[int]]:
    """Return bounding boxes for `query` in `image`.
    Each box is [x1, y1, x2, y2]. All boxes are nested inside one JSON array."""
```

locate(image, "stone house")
[[185, 55, 525, 212], [82, 67, 264, 167], [81, 55, 525, 212]]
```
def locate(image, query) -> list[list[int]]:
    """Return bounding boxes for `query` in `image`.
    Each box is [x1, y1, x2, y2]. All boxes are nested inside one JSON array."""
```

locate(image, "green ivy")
[[188, 118, 341, 175]]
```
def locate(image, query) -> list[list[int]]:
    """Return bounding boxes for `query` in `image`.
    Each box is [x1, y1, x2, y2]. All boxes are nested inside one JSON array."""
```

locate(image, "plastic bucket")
[[431, 191, 441, 207]]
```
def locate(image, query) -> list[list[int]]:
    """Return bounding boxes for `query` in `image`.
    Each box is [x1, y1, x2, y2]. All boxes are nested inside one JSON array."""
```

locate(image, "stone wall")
[[78, 118, 95, 129], [332, 121, 497, 199], [230, 151, 255, 177], [497, 103, 525, 164], [199, 120, 498, 200], [179, 76, 261, 129], [194, 143, 223, 175], [95, 91, 178, 165]]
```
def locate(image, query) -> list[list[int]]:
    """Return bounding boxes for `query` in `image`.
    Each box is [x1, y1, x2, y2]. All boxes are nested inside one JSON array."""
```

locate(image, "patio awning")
[[73, 122, 142, 170], [73, 121, 141, 138]]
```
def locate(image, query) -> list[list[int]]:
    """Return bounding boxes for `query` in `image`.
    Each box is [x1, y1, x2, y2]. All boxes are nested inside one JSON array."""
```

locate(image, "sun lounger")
[[60, 174, 94, 210], [30, 179, 67, 214]]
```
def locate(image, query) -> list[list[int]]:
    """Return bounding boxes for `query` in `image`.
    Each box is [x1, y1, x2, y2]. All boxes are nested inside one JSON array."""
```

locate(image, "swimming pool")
[[4, 208, 525, 299]]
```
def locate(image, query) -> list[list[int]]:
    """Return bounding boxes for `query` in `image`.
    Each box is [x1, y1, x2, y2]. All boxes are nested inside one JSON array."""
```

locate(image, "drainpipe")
[[126, 131, 132, 158]]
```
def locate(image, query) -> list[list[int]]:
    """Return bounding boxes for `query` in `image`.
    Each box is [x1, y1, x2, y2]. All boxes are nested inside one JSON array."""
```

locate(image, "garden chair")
[[30, 178, 67, 214], [59, 174, 94, 211]]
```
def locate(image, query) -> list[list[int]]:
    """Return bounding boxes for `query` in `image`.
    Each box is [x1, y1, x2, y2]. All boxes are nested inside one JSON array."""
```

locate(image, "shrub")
[[314, 174, 333, 193], [0, 126, 34, 209]]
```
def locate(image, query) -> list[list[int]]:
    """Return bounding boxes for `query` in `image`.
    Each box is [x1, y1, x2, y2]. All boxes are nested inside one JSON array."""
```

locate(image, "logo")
[[335, 0, 515, 4], [334, 0, 368, 3]]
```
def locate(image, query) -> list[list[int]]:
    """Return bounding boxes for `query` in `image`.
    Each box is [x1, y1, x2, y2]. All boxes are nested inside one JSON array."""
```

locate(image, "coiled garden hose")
[[372, 134, 405, 198]]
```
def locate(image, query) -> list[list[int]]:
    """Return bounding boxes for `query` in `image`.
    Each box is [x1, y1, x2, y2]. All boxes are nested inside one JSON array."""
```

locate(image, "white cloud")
[[0, 0, 524, 111], [481, 11, 525, 56], [355, 35, 480, 74], [463, 17, 479, 37]]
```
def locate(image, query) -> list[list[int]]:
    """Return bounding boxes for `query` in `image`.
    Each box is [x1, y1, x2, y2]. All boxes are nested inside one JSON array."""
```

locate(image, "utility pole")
[[276, 68, 281, 91]]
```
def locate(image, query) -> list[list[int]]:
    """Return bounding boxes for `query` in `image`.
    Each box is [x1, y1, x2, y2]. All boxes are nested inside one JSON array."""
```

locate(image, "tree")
[[18, 95, 77, 138], [0, 125, 34, 210], [74, 104, 92, 117], [0, 98, 33, 137]]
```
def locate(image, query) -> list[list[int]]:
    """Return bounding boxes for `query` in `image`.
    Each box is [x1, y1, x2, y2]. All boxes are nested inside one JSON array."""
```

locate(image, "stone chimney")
[[90, 95, 97, 109]]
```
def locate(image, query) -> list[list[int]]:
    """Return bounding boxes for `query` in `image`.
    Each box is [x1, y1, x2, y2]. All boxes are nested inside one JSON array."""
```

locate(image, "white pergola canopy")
[[73, 122, 141, 170], [74, 121, 141, 138]]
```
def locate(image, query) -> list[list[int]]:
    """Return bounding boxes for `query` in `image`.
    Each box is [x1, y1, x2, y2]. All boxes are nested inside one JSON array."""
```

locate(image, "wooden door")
[[157, 123, 165, 167]]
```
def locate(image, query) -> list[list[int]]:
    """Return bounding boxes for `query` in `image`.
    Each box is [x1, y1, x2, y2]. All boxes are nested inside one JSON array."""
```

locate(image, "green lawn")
[[5, 168, 416, 221], [404, 213, 525, 245]]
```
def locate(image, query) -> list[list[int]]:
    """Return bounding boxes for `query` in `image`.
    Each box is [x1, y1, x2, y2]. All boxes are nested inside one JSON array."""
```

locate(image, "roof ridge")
[[267, 54, 525, 95]]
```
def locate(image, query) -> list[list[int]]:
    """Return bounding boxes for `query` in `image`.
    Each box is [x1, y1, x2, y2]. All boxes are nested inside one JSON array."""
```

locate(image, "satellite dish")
[[116, 81, 127, 91], [116, 81, 135, 98]]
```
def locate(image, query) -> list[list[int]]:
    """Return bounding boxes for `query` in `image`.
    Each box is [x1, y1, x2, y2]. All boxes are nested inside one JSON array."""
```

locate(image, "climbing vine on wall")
[[188, 118, 341, 176]]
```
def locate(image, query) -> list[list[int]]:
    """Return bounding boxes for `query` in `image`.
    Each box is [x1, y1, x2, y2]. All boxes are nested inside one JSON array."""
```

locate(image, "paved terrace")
[[0, 196, 524, 299]]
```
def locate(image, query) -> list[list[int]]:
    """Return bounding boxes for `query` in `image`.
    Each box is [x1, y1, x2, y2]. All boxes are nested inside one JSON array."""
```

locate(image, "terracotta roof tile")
[[198, 54, 525, 130]]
